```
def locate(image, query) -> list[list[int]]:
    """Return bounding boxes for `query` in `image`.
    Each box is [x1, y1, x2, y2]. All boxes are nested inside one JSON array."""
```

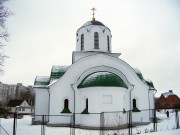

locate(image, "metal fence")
[[0, 109, 179, 135]]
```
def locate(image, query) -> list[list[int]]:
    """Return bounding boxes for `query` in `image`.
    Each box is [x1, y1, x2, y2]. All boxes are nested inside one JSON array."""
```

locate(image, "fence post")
[[100, 112, 103, 135], [70, 113, 75, 135], [128, 110, 132, 135], [13, 113, 17, 135], [153, 108, 157, 132], [100, 112, 105, 135], [41, 115, 45, 135], [175, 109, 179, 129]]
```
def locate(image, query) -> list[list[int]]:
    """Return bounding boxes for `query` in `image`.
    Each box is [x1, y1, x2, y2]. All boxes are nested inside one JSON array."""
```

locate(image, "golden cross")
[[91, 7, 96, 21]]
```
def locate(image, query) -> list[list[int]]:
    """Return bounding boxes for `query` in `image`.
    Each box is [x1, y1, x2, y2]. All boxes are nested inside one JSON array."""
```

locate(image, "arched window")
[[64, 99, 69, 108], [132, 99, 141, 112], [81, 34, 84, 50], [94, 32, 99, 49], [133, 99, 136, 108], [61, 99, 71, 113], [107, 36, 110, 51], [86, 98, 88, 108]]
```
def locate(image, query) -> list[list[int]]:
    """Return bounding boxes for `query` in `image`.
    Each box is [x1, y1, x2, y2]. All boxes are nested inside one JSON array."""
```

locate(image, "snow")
[[133, 68, 141, 74], [142, 129, 180, 135], [47, 79, 58, 87], [162, 92, 176, 98], [51, 65, 68, 73], [35, 76, 50, 82], [0, 112, 180, 135], [144, 79, 152, 83]]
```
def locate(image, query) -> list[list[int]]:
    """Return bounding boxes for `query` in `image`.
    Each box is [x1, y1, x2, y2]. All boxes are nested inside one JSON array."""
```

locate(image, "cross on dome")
[[91, 7, 96, 21]]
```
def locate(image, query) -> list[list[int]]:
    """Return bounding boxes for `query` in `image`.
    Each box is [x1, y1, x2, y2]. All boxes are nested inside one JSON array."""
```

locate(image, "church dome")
[[76, 20, 112, 53], [82, 20, 106, 27]]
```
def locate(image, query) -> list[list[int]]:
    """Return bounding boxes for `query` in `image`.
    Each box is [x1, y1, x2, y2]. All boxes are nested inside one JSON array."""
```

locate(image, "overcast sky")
[[1, 0, 180, 97]]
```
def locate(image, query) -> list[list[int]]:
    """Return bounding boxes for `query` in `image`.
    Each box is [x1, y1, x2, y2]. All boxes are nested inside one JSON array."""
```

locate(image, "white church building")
[[33, 16, 156, 128]]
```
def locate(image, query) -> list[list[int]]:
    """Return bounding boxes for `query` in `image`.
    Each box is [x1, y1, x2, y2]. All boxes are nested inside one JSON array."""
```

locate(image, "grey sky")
[[1, 0, 180, 97]]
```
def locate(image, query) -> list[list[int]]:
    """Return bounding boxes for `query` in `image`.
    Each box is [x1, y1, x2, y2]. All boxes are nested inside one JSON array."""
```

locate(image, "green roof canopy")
[[50, 66, 68, 82], [78, 72, 128, 89], [134, 68, 155, 90], [34, 76, 50, 87], [145, 80, 155, 89]]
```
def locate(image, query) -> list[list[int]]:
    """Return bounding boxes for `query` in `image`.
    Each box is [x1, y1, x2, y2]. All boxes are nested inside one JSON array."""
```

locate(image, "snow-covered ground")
[[0, 111, 180, 135]]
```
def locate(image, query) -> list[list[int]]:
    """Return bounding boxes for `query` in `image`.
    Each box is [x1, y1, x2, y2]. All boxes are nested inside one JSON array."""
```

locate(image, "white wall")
[[149, 90, 156, 118], [72, 51, 121, 63], [48, 54, 151, 125], [34, 88, 49, 122], [74, 87, 127, 126], [16, 108, 32, 114], [76, 25, 111, 52], [77, 87, 127, 113]]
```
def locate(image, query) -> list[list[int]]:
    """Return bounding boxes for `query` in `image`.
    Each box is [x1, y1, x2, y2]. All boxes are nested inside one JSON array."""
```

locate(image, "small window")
[[81, 34, 84, 50], [133, 99, 136, 108], [132, 99, 141, 112], [94, 32, 99, 49], [22, 108, 25, 111], [61, 99, 71, 113], [18, 108, 21, 111], [86, 99, 88, 108], [107, 36, 110, 51]]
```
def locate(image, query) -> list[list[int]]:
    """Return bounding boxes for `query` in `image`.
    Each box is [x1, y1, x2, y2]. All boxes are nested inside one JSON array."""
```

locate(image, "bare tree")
[[0, 0, 12, 74]]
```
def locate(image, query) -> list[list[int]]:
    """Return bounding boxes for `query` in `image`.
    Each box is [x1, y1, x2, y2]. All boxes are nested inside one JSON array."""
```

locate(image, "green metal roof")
[[145, 79, 155, 89], [78, 72, 128, 88], [134, 68, 155, 90], [134, 68, 144, 81], [34, 66, 69, 87], [34, 76, 50, 87], [50, 66, 69, 82], [33, 66, 155, 90]]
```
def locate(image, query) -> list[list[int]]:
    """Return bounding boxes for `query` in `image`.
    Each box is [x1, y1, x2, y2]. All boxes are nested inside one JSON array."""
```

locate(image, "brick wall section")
[[157, 95, 180, 108]]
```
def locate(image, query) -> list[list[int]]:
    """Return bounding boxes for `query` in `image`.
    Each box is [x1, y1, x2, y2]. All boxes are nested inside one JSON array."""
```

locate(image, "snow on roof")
[[144, 79, 152, 83], [35, 76, 50, 82], [78, 71, 128, 88], [134, 68, 144, 81], [51, 65, 68, 73], [133, 68, 156, 90], [47, 79, 58, 87], [133, 68, 141, 74], [34, 76, 50, 87], [34, 66, 69, 88], [50, 65, 69, 82], [162, 92, 176, 98], [144, 79, 155, 89]]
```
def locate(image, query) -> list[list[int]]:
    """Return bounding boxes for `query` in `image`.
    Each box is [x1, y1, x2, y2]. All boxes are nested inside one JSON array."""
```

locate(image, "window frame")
[[94, 32, 99, 49], [133, 99, 136, 108], [107, 35, 110, 51], [81, 34, 84, 50]]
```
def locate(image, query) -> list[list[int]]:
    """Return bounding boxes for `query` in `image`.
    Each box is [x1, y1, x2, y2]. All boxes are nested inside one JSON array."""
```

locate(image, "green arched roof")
[[34, 76, 50, 88], [50, 66, 68, 82], [78, 72, 128, 89]]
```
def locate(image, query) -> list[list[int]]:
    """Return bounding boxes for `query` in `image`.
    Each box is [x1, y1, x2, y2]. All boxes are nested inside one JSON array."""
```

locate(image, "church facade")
[[33, 18, 156, 128]]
